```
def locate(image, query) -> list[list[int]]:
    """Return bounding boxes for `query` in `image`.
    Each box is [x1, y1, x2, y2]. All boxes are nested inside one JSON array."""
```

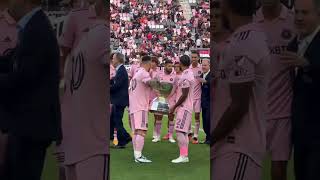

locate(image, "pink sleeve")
[[228, 56, 255, 83], [181, 77, 191, 88], [59, 13, 75, 48], [128, 66, 135, 78], [86, 23, 108, 65], [141, 71, 152, 84]]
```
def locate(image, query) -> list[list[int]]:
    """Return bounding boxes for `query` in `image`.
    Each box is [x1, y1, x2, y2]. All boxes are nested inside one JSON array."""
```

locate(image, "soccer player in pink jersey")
[[129, 55, 158, 163], [170, 55, 195, 163], [110, 53, 118, 145], [212, 0, 231, 45], [128, 58, 141, 80], [60, 2, 109, 179], [254, 1, 295, 180], [211, 0, 270, 179], [212, 0, 231, 97], [0, 0, 16, 177], [190, 51, 203, 144], [150, 56, 163, 142], [153, 59, 177, 143], [59, 0, 97, 79], [57, 1, 98, 179], [110, 55, 116, 79], [174, 61, 183, 78]]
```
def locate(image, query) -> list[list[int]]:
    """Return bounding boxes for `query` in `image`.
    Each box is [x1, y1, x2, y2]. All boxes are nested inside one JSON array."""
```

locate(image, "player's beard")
[[165, 68, 172, 74]]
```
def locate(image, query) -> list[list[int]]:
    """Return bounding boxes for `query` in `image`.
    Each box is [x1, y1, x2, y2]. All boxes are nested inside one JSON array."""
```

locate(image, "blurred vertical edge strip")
[[209, 1, 214, 180], [106, 1, 111, 180]]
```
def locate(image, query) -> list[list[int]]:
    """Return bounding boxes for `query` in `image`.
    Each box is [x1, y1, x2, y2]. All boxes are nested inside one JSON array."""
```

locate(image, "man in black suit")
[[200, 59, 211, 145], [0, 0, 62, 179], [282, 0, 320, 179], [110, 52, 131, 148]]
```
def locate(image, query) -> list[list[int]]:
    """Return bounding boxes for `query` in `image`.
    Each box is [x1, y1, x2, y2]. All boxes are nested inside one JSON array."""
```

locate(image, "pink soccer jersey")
[[190, 65, 203, 100], [0, 10, 17, 55], [110, 64, 115, 79], [211, 23, 270, 166], [59, 5, 97, 50], [129, 68, 153, 114], [175, 68, 195, 113], [128, 63, 140, 79], [149, 68, 161, 102], [62, 21, 109, 165], [158, 71, 177, 107], [254, 4, 295, 120], [150, 68, 161, 79]]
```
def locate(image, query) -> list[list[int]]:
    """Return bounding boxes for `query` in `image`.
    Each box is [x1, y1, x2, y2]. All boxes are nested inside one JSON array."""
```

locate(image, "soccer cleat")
[[162, 134, 170, 140], [152, 136, 161, 143], [169, 138, 176, 143], [171, 156, 189, 163], [113, 138, 119, 146], [191, 137, 199, 144], [135, 156, 152, 163]]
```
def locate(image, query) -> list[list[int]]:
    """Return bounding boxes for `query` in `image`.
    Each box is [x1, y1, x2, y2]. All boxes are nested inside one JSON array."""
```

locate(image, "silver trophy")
[[149, 81, 174, 115]]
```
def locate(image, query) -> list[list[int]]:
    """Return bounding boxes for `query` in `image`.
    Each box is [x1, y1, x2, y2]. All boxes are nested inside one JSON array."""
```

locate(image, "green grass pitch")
[[41, 111, 295, 180]]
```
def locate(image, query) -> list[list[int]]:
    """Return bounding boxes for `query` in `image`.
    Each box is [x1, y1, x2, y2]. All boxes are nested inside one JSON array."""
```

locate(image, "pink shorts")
[[130, 111, 149, 131], [211, 152, 261, 180], [266, 118, 292, 161], [193, 99, 201, 113], [175, 109, 192, 133], [0, 132, 8, 165], [66, 155, 109, 180]]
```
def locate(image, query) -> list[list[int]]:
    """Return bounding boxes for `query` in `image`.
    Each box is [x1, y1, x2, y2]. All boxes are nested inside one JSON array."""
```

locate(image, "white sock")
[[134, 151, 142, 159]]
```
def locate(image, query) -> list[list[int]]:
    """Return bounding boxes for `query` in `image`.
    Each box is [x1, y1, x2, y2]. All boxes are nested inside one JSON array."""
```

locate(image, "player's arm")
[[210, 82, 252, 146], [171, 87, 189, 112], [60, 46, 71, 79], [211, 53, 256, 146], [58, 13, 75, 79]]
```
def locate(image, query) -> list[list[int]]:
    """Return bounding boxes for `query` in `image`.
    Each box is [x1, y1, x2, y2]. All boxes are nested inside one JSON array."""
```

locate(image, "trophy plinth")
[[149, 82, 173, 115]]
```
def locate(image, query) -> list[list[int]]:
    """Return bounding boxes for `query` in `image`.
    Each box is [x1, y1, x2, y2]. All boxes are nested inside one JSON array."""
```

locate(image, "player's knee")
[[135, 130, 146, 136]]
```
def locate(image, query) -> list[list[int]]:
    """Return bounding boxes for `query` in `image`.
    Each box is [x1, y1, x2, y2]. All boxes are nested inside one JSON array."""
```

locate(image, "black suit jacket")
[[0, 10, 62, 141], [110, 65, 129, 107], [201, 71, 211, 108], [290, 30, 320, 145]]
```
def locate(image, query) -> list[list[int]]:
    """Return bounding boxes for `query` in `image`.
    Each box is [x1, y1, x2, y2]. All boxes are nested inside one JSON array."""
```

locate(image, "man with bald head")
[[281, 0, 320, 179]]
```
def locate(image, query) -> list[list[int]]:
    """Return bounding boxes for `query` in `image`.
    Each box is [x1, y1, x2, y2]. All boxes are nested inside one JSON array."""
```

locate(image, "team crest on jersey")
[[281, 29, 292, 40], [70, 51, 85, 94], [198, 71, 201, 74], [170, 78, 173, 81], [130, 79, 137, 91], [233, 56, 248, 77]]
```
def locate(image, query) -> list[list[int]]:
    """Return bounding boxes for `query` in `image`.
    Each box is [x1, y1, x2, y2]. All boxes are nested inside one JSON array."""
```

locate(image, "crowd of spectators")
[[110, 0, 210, 64]]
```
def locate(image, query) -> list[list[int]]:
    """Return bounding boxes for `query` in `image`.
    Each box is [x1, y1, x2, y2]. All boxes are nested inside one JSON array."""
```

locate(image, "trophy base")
[[150, 97, 170, 115]]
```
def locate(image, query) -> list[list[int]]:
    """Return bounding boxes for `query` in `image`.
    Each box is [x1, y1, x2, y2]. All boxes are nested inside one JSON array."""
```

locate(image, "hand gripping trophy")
[[149, 80, 174, 115]]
